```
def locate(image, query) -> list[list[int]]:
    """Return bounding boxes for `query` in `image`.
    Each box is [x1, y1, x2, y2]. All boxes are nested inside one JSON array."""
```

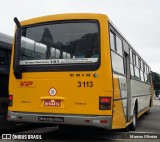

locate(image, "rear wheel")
[[121, 125, 129, 132], [130, 106, 137, 131]]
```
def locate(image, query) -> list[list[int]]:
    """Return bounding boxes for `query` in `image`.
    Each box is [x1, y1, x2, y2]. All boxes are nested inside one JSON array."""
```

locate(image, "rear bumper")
[[8, 111, 112, 129]]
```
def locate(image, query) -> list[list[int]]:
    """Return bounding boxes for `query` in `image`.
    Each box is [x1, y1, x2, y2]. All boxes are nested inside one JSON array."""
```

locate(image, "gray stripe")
[[114, 94, 150, 101], [132, 94, 151, 98], [114, 97, 127, 101]]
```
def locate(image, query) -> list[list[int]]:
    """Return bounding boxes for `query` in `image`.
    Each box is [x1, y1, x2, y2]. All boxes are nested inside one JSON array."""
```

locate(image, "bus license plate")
[[44, 100, 61, 107], [38, 116, 64, 122]]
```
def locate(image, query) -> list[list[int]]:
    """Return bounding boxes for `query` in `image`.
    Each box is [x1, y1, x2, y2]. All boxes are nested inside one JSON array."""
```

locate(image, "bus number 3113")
[[77, 81, 93, 88]]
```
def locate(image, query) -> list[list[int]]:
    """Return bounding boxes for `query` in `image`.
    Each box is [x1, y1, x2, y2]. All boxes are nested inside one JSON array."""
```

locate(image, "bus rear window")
[[20, 21, 99, 65]]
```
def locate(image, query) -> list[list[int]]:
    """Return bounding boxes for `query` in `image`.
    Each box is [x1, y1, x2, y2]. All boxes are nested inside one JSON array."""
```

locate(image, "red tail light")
[[100, 97, 111, 103], [9, 95, 13, 101], [8, 95, 13, 106], [100, 120, 108, 123], [99, 97, 111, 110]]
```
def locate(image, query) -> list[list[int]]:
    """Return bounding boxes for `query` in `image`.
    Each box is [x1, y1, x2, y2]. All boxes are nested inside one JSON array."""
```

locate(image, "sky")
[[0, 0, 160, 73]]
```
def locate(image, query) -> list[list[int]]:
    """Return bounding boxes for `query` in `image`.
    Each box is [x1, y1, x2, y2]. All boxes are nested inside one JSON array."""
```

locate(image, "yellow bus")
[[8, 13, 153, 131]]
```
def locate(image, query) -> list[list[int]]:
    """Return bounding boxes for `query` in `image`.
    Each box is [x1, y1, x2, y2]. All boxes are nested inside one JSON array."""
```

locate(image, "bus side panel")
[[112, 75, 126, 129], [131, 79, 151, 116]]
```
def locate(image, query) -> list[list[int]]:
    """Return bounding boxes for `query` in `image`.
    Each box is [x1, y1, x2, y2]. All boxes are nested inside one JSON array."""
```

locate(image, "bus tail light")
[[99, 97, 111, 110], [8, 95, 13, 106], [100, 120, 108, 123]]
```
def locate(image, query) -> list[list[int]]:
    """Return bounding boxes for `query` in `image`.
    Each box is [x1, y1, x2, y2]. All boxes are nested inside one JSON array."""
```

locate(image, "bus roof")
[[20, 13, 108, 26], [0, 32, 12, 50]]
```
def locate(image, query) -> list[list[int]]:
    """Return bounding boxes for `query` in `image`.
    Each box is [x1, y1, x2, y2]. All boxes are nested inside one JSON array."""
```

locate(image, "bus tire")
[[121, 126, 129, 132], [130, 106, 137, 131]]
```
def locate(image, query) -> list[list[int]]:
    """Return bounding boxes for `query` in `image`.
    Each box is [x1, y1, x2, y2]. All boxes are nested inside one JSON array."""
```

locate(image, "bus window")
[[111, 51, 124, 74], [134, 66, 140, 79], [140, 70, 144, 81], [130, 63, 134, 77], [20, 22, 99, 66], [116, 35, 123, 56], [136, 56, 139, 67], [141, 61, 143, 71], [143, 63, 145, 72], [144, 73, 147, 82], [110, 31, 115, 51], [138, 58, 141, 69], [129, 49, 132, 63], [132, 53, 136, 65]]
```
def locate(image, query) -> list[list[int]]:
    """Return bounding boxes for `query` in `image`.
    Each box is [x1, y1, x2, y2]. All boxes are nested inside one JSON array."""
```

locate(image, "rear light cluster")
[[99, 97, 111, 110], [8, 95, 13, 106]]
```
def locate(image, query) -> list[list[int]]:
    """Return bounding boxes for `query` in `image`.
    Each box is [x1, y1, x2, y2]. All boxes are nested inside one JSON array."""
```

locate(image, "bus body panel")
[[131, 79, 151, 115], [112, 75, 126, 129], [9, 72, 113, 115], [8, 14, 113, 125]]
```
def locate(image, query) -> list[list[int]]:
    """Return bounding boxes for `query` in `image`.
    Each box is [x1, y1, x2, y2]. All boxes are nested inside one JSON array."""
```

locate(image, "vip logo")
[[2, 134, 11, 139]]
